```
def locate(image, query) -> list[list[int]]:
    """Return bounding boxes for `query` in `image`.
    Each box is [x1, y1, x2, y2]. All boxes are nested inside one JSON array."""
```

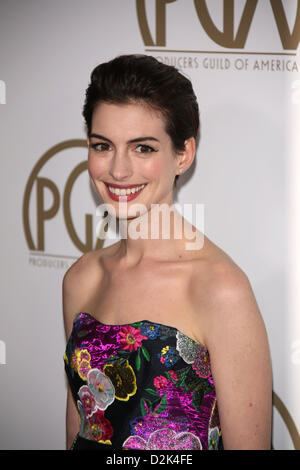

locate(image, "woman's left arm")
[[203, 267, 273, 450]]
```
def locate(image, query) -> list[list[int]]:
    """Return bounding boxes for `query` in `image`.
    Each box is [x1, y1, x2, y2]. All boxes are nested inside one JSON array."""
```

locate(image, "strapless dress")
[[63, 312, 223, 450]]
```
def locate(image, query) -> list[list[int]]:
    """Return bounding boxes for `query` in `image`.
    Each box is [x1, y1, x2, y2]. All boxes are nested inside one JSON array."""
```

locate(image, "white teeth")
[[108, 184, 145, 195]]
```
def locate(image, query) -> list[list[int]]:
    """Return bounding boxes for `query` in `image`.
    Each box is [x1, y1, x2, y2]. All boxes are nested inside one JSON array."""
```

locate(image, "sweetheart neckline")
[[72, 311, 208, 350]]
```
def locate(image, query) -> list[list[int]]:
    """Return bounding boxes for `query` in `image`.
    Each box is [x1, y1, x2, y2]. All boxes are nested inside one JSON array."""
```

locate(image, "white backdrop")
[[0, 0, 299, 449]]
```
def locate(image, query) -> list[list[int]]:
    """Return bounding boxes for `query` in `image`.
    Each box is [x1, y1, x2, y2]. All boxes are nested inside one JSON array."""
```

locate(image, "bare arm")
[[203, 266, 273, 450], [66, 384, 80, 450], [62, 254, 90, 450]]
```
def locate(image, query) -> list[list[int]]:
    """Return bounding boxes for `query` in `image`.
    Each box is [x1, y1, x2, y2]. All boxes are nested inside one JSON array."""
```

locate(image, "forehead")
[[91, 101, 168, 137]]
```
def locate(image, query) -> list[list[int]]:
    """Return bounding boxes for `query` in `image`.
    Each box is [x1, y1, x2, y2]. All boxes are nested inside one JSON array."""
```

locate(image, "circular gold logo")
[[23, 139, 105, 255]]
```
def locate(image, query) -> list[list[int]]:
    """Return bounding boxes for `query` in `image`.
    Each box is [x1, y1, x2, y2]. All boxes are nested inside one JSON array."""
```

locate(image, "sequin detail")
[[176, 331, 200, 364], [123, 427, 202, 450], [64, 312, 223, 450]]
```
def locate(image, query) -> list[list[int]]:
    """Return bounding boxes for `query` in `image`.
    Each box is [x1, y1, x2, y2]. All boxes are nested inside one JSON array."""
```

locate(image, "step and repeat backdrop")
[[0, 0, 299, 449]]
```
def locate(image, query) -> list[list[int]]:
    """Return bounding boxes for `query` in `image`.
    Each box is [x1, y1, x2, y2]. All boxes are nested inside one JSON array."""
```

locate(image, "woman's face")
[[87, 101, 181, 219]]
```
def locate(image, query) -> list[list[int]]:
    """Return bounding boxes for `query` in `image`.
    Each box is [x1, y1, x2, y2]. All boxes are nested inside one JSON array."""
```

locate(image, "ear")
[[176, 137, 196, 175]]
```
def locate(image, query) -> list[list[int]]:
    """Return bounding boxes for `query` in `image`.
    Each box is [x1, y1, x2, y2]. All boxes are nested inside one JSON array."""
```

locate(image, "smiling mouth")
[[104, 182, 147, 201]]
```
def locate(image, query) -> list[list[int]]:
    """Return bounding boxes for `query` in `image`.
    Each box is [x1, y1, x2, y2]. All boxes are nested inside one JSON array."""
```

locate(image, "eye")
[[90, 142, 111, 152], [135, 144, 156, 154]]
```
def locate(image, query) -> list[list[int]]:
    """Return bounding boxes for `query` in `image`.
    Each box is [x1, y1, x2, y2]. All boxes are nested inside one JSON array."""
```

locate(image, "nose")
[[109, 150, 133, 181]]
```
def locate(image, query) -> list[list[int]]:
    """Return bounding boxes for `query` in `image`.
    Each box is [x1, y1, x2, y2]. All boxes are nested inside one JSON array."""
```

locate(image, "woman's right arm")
[[66, 384, 80, 449], [62, 254, 89, 450]]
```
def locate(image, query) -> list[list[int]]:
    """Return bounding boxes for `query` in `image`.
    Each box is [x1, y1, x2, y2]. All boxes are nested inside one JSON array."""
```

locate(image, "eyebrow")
[[89, 133, 160, 144]]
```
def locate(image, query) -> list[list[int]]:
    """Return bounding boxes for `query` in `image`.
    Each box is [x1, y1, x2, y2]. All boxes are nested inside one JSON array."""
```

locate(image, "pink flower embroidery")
[[123, 427, 202, 450], [78, 385, 96, 418], [78, 359, 91, 381], [153, 375, 168, 389], [119, 325, 148, 352], [168, 370, 178, 381]]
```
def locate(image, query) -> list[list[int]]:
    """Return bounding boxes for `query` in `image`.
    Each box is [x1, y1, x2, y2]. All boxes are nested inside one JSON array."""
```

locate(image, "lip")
[[104, 182, 147, 202]]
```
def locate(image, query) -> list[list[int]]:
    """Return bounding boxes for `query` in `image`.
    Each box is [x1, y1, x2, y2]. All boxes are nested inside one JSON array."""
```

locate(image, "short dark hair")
[[82, 54, 200, 188]]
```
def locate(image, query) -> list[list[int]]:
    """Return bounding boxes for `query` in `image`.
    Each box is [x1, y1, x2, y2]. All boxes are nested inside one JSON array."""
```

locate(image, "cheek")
[[155, 157, 177, 184], [141, 155, 175, 180], [87, 154, 105, 179]]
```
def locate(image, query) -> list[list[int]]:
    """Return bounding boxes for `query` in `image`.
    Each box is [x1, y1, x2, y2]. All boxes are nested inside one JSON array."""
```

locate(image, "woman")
[[63, 54, 272, 450]]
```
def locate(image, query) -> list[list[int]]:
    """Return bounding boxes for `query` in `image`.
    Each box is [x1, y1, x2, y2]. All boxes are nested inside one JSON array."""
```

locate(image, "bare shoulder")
[[190, 235, 265, 347], [62, 244, 117, 340], [62, 251, 93, 340], [62, 241, 119, 290], [62, 250, 97, 294], [203, 258, 263, 342], [202, 254, 253, 313], [190, 235, 250, 303]]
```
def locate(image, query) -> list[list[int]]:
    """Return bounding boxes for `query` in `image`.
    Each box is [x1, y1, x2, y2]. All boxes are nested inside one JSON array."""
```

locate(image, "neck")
[[116, 203, 203, 265]]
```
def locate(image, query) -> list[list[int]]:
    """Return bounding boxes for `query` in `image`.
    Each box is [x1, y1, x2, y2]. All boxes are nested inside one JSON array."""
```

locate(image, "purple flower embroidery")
[[122, 427, 202, 450], [192, 348, 211, 378]]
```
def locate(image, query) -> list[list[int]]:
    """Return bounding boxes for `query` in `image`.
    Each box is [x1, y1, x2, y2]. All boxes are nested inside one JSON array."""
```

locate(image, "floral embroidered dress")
[[64, 312, 223, 450]]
